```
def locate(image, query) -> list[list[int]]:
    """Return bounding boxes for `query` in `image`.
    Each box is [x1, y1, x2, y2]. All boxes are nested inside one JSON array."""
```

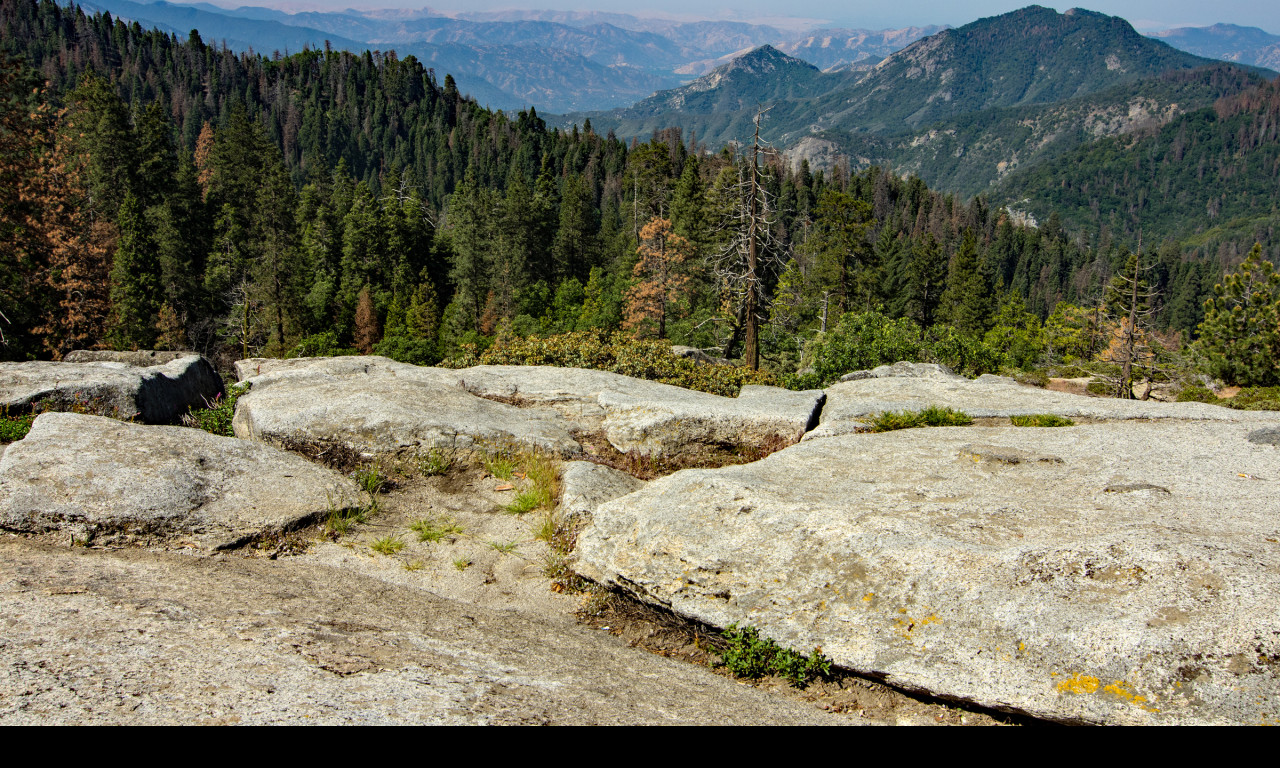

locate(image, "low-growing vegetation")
[[863, 406, 974, 432], [183, 384, 245, 437], [717, 623, 832, 688], [0, 411, 35, 442], [370, 535, 405, 555], [410, 516, 464, 543], [1010, 414, 1075, 427], [1178, 385, 1280, 411], [446, 330, 776, 398]]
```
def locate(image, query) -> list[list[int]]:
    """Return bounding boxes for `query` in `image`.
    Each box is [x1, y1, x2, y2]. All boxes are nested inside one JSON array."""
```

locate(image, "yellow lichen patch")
[[1018, 641, 1026, 653], [892, 612, 942, 639], [1056, 673, 1100, 695], [862, 592, 874, 603], [1103, 680, 1160, 712]]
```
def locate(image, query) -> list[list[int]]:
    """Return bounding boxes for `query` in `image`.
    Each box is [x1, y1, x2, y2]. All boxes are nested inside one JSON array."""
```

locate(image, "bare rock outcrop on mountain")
[[0, 354, 223, 423], [0, 413, 360, 549], [575, 416, 1280, 725]]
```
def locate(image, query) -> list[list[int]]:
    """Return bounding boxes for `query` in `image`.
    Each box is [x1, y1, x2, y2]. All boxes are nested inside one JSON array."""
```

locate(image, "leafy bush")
[[1175, 384, 1219, 403], [1010, 414, 1075, 427], [864, 406, 973, 432], [1228, 387, 1280, 411], [287, 331, 357, 359], [373, 334, 441, 366], [717, 624, 832, 687], [184, 384, 245, 437], [794, 311, 1007, 388], [445, 329, 775, 397]]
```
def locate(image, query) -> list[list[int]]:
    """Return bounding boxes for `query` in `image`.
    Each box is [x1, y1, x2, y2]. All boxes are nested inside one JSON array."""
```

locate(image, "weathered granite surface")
[[559, 461, 646, 525], [0, 354, 223, 423], [576, 420, 1280, 725], [0, 413, 360, 549], [809, 364, 1270, 440], [234, 359, 823, 459]]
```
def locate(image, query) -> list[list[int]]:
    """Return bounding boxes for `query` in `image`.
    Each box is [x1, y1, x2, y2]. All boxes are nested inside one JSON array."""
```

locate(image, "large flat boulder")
[[233, 358, 580, 456], [0, 413, 361, 549], [451, 365, 824, 456], [809, 367, 1271, 440], [575, 420, 1280, 724], [0, 354, 223, 423], [236, 359, 824, 460]]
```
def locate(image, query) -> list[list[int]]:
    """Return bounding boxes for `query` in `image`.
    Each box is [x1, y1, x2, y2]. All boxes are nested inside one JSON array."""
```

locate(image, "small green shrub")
[[453, 557, 472, 571], [717, 624, 832, 688], [1013, 370, 1050, 388], [445, 329, 775, 397], [373, 335, 441, 366], [1010, 414, 1075, 427], [1227, 387, 1280, 411], [489, 540, 518, 554], [370, 535, 405, 555], [287, 331, 357, 359], [411, 517, 463, 543], [864, 406, 973, 432], [1176, 384, 1219, 403], [0, 411, 35, 442], [185, 384, 246, 437]]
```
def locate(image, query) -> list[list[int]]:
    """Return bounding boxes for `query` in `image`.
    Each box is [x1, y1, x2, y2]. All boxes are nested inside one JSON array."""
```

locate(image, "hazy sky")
[[198, 2, 1280, 33]]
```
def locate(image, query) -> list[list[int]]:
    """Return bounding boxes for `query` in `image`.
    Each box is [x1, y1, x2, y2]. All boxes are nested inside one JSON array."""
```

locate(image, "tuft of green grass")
[[489, 540, 518, 555], [324, 503, 368, 538], [482, 446, 517, 480], [500, 447, 559, 513], [863, 405, 973, 432], [717, 623, 832, 688], [419, 448, 454, 476], [370, 535, 405, 555], [354, 467, 388, 495], [1010, 414, 1075, 427], [410, 517, 464, 543], [403, 559, 424, 572], [504, 488, 543, 515], [453, 557, 472, 571]]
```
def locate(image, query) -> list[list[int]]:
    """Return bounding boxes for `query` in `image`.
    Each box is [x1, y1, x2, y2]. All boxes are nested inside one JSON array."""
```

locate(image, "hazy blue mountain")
[[1149, 23, 1280, 70], [775, 26, 944, 71], [75, 0, 679, 111], [77, 0, 365, 53]]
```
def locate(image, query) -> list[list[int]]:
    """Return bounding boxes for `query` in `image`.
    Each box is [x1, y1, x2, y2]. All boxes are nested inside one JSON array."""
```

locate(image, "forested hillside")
[[0, 0, 1271, 393], [996, 76, 1280, 254]]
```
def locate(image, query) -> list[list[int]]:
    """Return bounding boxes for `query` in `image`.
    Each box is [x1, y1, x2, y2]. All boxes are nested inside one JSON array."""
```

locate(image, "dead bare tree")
[[711, 109, 785, 369]]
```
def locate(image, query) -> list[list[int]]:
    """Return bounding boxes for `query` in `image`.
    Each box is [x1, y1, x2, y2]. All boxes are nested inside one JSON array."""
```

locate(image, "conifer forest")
[[2, 0, 1278, 395]]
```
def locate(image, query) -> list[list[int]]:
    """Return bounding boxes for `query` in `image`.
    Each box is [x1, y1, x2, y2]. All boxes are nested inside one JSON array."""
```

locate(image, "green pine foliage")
[[0, 0, 1270, 393], [1194, 245, 1280, 387]]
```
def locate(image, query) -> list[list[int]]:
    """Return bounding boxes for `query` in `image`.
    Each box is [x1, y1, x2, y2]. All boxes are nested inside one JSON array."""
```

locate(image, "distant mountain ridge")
[[69, 0, 939, 112], [1150, 23, 1280, 70], [574, 6, 1265, 199]]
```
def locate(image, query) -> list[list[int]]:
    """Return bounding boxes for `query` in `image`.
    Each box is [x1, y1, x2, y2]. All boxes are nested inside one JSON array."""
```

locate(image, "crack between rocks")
[[802, 392, 827, 435]]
